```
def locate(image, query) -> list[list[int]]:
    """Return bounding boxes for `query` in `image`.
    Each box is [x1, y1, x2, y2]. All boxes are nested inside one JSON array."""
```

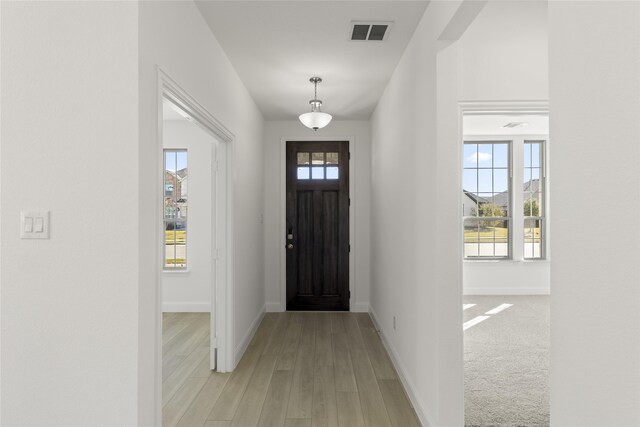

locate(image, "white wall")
[[457, 0, 548, 102], [263, 121, 371, 312], [138, 1, 265, 423], [370, 2, 464, 425], [549, 1, 640, 424], [458, 0, 550, 295], [1, 2, 139, 425], [162, 120, 214, 312]]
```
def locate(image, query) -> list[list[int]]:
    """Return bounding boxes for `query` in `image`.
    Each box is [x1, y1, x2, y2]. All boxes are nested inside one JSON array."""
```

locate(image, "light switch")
[[21, 211, 50, 239], [24, 217, 34, 233], [34, 217, 44, 232]]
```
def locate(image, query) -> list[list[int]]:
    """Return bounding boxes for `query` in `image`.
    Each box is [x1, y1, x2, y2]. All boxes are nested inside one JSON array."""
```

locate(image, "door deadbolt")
[[287, 243, 294, 250]]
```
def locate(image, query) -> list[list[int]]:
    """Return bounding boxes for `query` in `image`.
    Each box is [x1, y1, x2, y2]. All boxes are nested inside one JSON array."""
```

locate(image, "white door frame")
[[278, 135, 357, 312], [156, 70, 235, 388]]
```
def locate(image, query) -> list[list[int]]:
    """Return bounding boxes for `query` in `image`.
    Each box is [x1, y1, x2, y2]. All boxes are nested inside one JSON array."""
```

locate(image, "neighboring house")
[[177, 167, 188, 201], [164, 170, 182, 199], [464, 179, 541, 216], [462, 190, 489, 216]]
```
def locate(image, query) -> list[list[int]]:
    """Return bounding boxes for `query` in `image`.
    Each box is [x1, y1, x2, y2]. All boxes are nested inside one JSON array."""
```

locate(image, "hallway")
[[163, 312, 419, 426]]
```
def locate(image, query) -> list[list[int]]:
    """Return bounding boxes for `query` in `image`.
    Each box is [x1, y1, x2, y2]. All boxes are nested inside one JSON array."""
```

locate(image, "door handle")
[[287, 243, 294, 250]]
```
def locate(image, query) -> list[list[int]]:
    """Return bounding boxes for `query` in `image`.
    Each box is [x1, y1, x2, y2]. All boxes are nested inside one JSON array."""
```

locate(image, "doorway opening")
[[156, 70, 235, 423], [461, 106, 550, 425]]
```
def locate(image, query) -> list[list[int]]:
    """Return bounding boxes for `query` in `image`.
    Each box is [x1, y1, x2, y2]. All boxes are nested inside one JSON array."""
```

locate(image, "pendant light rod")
[[299, 76, 332, 131]]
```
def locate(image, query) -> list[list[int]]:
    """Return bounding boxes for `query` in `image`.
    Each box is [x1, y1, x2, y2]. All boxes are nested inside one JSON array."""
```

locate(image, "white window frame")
[[163, 149, 188, 270], [463, 140, 513, 259], [463, 134, 548, 261], [522, 140, 546, 260]]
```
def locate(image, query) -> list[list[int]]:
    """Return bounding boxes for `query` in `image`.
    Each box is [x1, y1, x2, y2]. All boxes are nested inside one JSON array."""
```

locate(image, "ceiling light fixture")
[[299, 77, 332, 131]]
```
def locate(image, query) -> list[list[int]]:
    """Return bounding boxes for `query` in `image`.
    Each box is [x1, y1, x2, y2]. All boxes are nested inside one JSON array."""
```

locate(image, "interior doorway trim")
[[277, 135, 357, 312], [460, 100, 549, 116], [155, 68, 236, 420]]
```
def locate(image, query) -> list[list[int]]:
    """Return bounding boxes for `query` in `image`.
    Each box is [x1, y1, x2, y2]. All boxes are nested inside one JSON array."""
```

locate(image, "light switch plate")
[[21, 211, 50, 239]]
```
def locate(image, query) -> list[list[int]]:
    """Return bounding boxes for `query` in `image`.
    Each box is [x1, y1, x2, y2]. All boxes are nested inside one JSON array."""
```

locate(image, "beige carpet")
[[464, 295, 550, 427]]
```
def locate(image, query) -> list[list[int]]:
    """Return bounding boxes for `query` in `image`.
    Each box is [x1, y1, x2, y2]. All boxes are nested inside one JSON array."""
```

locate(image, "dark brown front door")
[[286, 141, 349, 311]]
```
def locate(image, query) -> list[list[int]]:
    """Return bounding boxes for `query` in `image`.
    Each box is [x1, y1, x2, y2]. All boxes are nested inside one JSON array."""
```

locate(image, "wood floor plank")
[[355, 313, 375, 330], [163, 313, 200, 347], [191, 352, 214, 378], [257, 369, 293, 426], [360, 328, 397, 380], [276, 313, 303, 371], [176, 373, 231, 427], [329, 313, 346, 334], [230, 355, 278, 427], [207, 343, 263, 420], [250, 313, 280, 353], [350, 349, 392, 427], [174, 316, 210, 357], [312, 365, 338, 427], [163, 314, 208, 358], [163, 377, 207, 427], [331, 332, 357, 393], [343, 314, 366, 350], [286, 314, 317, 419], [315, 313, 333, 366], [263, 313, 290, 356], [378, 380, 420, 427], [284, 419, 312, 427], [163, 353, 186, 380], [163, 346, 209, 406], [336, 392, 365, 427]]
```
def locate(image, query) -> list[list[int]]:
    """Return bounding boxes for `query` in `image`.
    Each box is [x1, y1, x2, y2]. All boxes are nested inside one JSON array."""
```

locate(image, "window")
[[524, 141, 545, 259], [463, 142, 511, 258], [164, 150, 188, 269], [462, 138, 547, 260], [297, 152, 340, 180]]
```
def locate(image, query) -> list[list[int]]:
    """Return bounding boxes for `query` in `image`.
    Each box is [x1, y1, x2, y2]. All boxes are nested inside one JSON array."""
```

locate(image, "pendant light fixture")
[[299, 77, 332, 130]]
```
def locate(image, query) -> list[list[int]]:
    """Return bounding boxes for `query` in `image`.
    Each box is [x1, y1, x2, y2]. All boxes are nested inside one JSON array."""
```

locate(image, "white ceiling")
[[195, 1, 429, 121]]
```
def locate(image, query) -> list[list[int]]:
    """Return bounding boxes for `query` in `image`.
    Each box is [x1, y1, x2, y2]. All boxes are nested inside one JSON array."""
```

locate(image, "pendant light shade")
[[299, 77, 332, 130], [299, 111, 332, 130]]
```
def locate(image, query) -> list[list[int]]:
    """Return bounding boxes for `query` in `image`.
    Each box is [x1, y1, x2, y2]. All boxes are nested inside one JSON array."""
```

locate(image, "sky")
[[165, 150, 188, 172], [463, 142, 540, 196]]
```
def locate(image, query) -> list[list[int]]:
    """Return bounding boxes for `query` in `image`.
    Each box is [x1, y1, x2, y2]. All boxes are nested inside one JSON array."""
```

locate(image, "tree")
[[524, 198, 540, 217], [471, 203, 505, 228]]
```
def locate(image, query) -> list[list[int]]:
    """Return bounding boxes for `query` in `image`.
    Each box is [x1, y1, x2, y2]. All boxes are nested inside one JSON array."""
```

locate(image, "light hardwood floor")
[[163, 311, 420, 427]]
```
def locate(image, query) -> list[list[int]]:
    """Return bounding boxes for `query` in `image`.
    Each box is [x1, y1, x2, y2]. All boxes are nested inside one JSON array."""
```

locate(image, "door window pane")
[[297, 152, 310, 165], [326, 152, 339, 165], [311, 166, 324, 179], [297, 166, 310, 180], [326, 166, 339, 179], [312, 153, 325, 165]]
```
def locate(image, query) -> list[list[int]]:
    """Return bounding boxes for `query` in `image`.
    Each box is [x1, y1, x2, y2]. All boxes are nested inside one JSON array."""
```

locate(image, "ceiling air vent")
[[503, 122, 529, 128], [349, 21, 392, 41]]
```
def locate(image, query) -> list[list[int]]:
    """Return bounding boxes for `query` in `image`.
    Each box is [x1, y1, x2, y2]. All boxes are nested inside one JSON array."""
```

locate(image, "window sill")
[[464, 259, 549, 264], [162, 269, 191, 274]]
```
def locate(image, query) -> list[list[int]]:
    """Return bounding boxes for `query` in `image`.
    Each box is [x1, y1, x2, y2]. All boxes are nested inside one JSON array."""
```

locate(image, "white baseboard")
[[234, 305, 265, 364], [351, 302, 369, 312], [463, 287, 550, 295], [162, 302, 211, 312], [266, 302, 284, 312], [369, 306, 436, 427]]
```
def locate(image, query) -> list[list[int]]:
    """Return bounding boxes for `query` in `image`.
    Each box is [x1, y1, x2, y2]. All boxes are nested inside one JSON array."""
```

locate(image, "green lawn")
[[165, 230, 186, 244], [464, 227, 540, 243]]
